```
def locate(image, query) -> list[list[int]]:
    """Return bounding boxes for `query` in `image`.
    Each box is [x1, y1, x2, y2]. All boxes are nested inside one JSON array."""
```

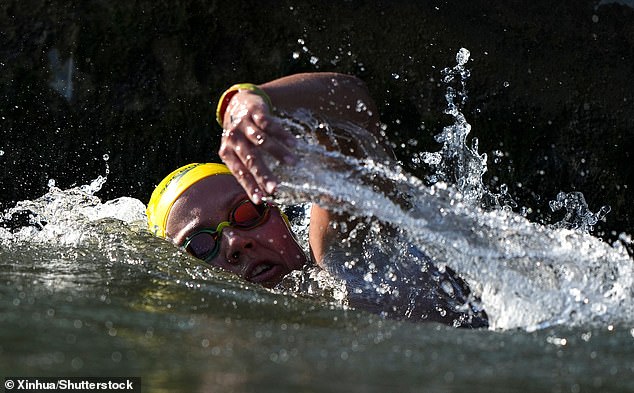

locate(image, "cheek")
[[259, 220, 306, 263], [278, 231, 307, 267], [257, 224, 293, 249]]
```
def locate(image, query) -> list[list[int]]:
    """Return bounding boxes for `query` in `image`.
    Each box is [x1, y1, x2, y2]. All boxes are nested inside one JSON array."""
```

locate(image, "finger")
[[232, 134, 278, 196], [220, 149, 266, 204], [219, 127, 278, 197], [225, 116, 284, 187], [244, 116, 298, 165]]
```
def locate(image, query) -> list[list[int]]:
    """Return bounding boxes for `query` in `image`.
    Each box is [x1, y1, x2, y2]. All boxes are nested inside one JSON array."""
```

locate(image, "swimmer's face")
[[165, 175, 307, 288]]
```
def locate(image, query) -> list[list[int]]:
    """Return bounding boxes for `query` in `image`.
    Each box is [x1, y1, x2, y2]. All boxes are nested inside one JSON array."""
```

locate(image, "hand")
[[218, 90, 297, 204]]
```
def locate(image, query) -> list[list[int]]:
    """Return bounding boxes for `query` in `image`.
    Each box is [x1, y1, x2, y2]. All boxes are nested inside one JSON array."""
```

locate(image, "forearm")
[[259, 72, 379, 133]]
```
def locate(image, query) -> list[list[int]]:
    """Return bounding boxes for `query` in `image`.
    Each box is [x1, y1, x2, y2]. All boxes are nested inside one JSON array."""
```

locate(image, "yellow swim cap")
[[146, 163, 232, 238]]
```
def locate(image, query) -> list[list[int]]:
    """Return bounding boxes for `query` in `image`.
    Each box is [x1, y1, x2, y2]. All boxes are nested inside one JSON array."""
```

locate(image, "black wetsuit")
[[323, 241, 489, 329]]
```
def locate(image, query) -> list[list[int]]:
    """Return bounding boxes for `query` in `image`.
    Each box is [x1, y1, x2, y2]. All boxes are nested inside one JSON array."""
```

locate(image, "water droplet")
[[355, 100, 368, 113], [456, 48, 470, 66], [592, 14, 599, 23], [0, 150, 4, 156], [103, 153, 109, 161], [422, 152, 441, 165], [503, 81, 510, 87], [48, 179, 56, 188], [441, 280, 455, 296]]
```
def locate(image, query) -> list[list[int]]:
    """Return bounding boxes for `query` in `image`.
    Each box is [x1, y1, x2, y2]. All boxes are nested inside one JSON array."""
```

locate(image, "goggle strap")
[[215, 221, 231, 233]]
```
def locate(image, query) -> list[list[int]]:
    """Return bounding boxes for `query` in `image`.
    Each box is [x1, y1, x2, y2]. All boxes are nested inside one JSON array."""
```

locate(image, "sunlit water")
[[1, 49, 633, 392]]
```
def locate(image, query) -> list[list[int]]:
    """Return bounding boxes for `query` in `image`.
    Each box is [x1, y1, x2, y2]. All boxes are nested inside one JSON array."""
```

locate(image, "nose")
[[222, 228, 255, 266]]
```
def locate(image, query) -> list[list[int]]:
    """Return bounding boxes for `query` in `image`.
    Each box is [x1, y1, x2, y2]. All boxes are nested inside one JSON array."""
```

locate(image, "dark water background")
[[1, 1, 634, 392], [1, 0, 634, 239]]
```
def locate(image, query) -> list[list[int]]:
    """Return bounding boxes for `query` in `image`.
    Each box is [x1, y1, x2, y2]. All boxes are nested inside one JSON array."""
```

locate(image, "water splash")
[[0, 155, 144, 246], [423, 48, 608, 233], [422, 48, 516, 211], [432, 48, 481, 194], [263, 47, 633, 329], [549, 191, 611, 232], [1, 184, 145, 246], [267, 113, 633, 329]]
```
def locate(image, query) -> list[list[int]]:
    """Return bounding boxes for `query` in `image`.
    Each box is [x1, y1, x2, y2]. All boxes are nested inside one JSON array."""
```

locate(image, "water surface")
[[1, 49, 633, 393]]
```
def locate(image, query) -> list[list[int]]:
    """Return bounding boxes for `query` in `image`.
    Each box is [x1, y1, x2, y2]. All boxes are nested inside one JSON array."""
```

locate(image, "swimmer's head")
[[147, 163, 306, 287], [147, 163, 232, 238]]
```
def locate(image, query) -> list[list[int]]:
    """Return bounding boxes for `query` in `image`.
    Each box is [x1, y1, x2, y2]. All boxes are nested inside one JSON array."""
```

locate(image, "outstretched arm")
[[218, 72, 380, 203]]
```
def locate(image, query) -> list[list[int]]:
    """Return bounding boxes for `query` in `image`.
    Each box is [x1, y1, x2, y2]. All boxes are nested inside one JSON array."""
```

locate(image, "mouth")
[[245, 261, 287, 286]]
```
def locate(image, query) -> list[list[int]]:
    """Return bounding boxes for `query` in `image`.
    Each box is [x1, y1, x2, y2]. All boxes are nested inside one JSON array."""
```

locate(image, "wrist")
[[216, 83, 273, 127]]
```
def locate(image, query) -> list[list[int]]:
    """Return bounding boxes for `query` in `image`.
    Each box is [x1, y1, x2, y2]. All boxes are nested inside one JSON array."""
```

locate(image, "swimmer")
[[147, 73, 488, 328]]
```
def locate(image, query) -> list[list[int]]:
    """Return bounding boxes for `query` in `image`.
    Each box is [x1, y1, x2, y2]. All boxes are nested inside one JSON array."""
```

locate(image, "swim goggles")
[[181, 199, 270, 263]]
